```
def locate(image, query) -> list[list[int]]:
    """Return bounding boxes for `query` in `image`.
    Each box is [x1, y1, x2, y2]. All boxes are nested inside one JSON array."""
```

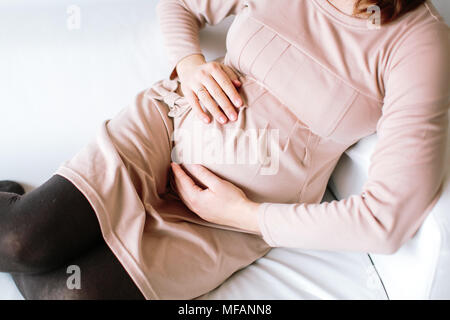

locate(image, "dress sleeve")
[[257, 23, 450, 254], [156, 0, 245, 79]]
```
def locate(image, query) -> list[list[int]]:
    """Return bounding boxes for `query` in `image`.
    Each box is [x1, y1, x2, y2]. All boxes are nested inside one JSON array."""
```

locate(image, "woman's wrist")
[[240, 200, 262, 235], [176, 54, 206, 81]]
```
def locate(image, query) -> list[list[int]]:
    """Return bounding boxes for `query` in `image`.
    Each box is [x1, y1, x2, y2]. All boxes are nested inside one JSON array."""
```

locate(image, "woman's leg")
[[1, 176, 144, 299], [11, 242, 145, 300], [0, 175, 102, 274]]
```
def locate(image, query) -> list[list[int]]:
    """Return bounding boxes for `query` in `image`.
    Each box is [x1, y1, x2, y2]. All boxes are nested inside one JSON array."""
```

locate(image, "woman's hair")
[[354, 0, 427, 24]]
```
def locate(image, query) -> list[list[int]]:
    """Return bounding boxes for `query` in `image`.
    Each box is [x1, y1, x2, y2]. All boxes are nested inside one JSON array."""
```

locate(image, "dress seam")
[[144, 87, 174, 151], [325, 89, 359, 137], [262, 43, 291, 84], [248, 16, 383, 103], [238, 24, 265, 72], [249, 32, 277, 76], [310, 0, 373, 30], [298, 134, 320, 202]]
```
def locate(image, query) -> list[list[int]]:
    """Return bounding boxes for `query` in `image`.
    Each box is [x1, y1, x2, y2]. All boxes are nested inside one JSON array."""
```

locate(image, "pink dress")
[[55, 0, 449, 299]]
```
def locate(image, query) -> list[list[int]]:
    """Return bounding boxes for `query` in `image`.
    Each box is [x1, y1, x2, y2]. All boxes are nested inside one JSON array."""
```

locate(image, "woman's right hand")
[[176, 54, 244, 124]]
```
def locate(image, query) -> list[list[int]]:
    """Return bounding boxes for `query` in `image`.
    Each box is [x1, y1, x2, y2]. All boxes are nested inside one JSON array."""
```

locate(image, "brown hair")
[[354, 0, 427, 24]]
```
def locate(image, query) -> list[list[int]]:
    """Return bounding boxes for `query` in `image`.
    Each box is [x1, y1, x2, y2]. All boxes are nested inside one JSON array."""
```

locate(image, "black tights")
[[0, 175, 144, 300]]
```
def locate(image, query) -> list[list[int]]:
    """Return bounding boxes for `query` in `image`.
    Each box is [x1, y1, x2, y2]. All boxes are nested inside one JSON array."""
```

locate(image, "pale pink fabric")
[[56, 0, 449, 299]]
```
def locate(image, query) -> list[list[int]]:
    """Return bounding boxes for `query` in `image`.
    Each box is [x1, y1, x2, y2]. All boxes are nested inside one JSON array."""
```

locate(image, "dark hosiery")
[[0, 175, 101, 274], [0, 176, 145, 299], [11, 242, 145, 300]]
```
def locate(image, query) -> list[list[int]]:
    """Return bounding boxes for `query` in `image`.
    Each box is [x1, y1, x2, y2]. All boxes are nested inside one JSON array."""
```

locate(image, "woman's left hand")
[[171, 162, 261, 234]]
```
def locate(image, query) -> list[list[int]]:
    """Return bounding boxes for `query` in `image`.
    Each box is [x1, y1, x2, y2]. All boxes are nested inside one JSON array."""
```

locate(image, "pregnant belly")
[[170, 77, 312, 204]]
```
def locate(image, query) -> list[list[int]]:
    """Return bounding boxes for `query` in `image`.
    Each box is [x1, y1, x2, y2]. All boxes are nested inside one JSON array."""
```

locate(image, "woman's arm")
[[255, 23, 450, 254], [157, 0, 246, 123], [156, 0, 245, 79]]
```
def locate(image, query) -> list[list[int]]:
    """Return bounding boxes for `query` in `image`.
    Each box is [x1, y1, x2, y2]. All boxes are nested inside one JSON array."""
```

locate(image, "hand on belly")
[[171, 76, 309, 205], [171, 162, 261, 234]]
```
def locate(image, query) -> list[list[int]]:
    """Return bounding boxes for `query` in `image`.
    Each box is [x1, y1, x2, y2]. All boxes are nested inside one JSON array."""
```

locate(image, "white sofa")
[[329, 134, 450, 299], [0, 0, 448, 300]]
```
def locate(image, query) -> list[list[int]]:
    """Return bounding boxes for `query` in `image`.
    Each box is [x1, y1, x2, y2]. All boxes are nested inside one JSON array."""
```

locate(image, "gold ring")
[[196, 87, 207, 97]]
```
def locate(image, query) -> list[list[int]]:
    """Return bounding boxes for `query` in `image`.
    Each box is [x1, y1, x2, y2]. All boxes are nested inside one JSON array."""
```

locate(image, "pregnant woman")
[[0, 0, 448, 299]]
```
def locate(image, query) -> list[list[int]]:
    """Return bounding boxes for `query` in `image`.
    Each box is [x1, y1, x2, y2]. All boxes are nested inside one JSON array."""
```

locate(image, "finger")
[[210, 66, 243, 109], [222, 65, 242, 88], [185, 90, 210, 124], [171, 163, 203, 194], [189, 164, 223, 191], [195, 85, 228, 124], [202, 75, 238, 121]]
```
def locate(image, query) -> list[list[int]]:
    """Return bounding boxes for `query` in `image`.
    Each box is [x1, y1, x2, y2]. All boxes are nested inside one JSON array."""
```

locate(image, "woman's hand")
[[176, 54, 244, 124], [171, 162, 261, 234]]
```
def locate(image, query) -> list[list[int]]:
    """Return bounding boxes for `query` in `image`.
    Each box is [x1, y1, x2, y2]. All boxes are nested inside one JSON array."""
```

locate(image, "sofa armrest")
[[329, 132, 450, 300]]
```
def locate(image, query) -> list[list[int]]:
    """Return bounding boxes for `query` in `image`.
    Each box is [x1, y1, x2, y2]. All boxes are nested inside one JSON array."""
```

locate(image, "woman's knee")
[[0, 224, 59, 273], [0, 197, 60, 273], [12, 272, 104, 300], [0, 176, 101, 273]]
